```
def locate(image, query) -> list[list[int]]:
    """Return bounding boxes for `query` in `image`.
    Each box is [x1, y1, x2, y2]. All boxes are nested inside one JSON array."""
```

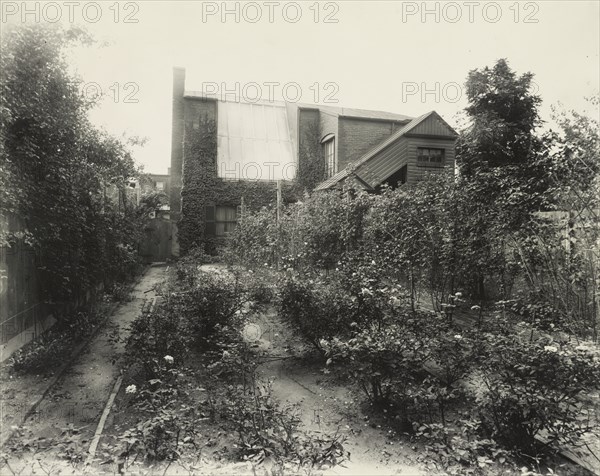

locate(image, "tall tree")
[[1, 24, 141, 300], [454, 59, 547, 298]]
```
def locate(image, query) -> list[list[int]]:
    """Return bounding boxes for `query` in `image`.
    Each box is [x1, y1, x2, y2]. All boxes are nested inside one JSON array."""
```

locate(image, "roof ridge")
[[183, 90, 412, 121], [314, 111, 436, 191]]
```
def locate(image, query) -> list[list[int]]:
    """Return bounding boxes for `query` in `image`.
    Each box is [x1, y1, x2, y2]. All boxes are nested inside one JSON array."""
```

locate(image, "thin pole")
[[276, 181, 282, 269], [276, 180, 282, 224]]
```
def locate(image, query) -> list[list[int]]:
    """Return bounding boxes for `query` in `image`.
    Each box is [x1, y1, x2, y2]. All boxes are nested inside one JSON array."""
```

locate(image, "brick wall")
[[338, 117, 403, 170]]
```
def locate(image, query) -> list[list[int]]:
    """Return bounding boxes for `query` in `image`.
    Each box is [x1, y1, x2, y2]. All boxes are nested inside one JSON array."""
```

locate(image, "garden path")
[[0, 265, 166, 475], [218, 270, 434, 475]]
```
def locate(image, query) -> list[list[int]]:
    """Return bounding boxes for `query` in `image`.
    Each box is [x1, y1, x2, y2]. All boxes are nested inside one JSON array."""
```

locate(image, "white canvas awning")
[[217, 101, 296, 181]]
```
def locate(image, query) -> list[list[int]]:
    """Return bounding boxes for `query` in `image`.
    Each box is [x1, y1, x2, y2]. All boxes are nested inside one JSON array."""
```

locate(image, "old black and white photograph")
[[1, 1, 599, 475]]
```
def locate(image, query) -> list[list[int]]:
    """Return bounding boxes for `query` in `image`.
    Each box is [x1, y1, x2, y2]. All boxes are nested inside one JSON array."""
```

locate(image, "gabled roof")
[[314, 111, 458, 191]]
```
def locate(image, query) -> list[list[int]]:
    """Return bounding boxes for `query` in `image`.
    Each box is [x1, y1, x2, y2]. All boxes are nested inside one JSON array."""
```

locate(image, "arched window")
[[321, 134, 336, 177]]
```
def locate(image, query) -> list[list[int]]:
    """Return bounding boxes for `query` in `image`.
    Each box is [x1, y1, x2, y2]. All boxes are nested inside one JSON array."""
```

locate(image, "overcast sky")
[[3, 1, 599, 174]]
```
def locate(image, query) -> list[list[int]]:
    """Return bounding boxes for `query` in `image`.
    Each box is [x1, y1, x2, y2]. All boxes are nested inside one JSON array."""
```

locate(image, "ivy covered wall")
[[178, 107, 305, 254]]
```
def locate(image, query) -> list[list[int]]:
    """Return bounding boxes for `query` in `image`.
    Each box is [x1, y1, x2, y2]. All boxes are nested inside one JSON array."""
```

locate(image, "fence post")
[[276, 181, 282, 270]]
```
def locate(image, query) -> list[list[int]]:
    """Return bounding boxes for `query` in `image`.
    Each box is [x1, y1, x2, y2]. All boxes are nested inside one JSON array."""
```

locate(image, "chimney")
[[170, 67, 185, 218]]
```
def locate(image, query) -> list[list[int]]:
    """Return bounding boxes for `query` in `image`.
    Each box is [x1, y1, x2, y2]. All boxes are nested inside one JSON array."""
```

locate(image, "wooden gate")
[[139, 217, 172, 263]]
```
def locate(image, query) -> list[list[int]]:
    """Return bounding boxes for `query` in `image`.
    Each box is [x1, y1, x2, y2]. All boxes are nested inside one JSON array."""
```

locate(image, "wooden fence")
[[0, 213, 56, 363]]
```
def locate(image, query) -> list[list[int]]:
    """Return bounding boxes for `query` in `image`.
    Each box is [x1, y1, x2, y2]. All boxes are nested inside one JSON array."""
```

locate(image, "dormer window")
[[321, 134, 336, 177], [417, 147, 445, 166]]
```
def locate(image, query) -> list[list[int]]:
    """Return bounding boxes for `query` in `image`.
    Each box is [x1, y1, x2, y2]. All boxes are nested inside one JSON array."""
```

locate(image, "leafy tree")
[[1, 24, 141, 301], [455, 59, 549, 297], [459, 58, 542, 174]]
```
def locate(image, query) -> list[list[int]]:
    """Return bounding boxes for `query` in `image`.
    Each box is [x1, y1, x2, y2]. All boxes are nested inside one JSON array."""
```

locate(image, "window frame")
[[416, 147, 445, 167], [321, 134, 336, 177], [215, 205, 238, 237]]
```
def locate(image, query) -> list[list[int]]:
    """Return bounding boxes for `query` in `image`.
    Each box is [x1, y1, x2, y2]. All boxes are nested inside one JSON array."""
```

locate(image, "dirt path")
[[245, 303, 431, 475], [196, 264, 433, 475], [0, 265, 166, 475]]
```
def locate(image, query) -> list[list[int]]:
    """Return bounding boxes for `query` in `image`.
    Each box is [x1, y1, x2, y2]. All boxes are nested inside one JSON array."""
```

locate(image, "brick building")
[[170, 67, 458, 253]]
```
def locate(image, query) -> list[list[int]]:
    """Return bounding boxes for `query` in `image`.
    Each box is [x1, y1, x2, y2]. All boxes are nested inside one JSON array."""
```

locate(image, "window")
[[322, 134, 336, 177], [216, 206, 237, 236], [205, 205, 238, 237], [417, 147, 445, 166], [156, 181, 165, 191]]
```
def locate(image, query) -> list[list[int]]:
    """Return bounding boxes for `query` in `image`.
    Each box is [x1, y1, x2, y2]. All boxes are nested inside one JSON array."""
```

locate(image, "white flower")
[[164, 355, 174, 364], [222, 350, 230, 358], [454, 334, 463, 340], [371, 260, 376, 265], [125, 385, 137, 394], [544, 345, 558, 353]]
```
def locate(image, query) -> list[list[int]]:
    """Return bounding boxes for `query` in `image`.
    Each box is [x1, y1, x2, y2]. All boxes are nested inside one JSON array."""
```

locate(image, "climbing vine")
[[297, 122, 326, 190], [178, 118, 304, 254], [1, 24, 144, 303]]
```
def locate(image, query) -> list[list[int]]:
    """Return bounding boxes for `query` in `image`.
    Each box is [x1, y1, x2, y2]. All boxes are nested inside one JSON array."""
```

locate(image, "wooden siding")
[[408, 113, 457, 137], [359, 137, 410, 188], [406, 137, 456, 184]]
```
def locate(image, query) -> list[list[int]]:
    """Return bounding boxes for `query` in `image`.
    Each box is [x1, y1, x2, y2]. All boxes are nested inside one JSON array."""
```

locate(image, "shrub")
[[413, 419, 512, 474], [120, 362, 196, 462], [9, 310, 102, 374], [218, 378, 348, 468], [176, 272, 246, 350], [9, 332, 69, 374], [474, 332, 600, 454], [324, 310, 437, 417], [126, 261, 247, 376], [125, 302, 189, 378], [278, 275, 355, 354]]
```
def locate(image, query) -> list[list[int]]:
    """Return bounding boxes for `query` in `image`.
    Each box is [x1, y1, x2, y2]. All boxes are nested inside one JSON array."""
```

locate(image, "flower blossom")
[[544, 345, 558, 353], [164, 355, 174, 364], [125, 385, 137, 394]]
